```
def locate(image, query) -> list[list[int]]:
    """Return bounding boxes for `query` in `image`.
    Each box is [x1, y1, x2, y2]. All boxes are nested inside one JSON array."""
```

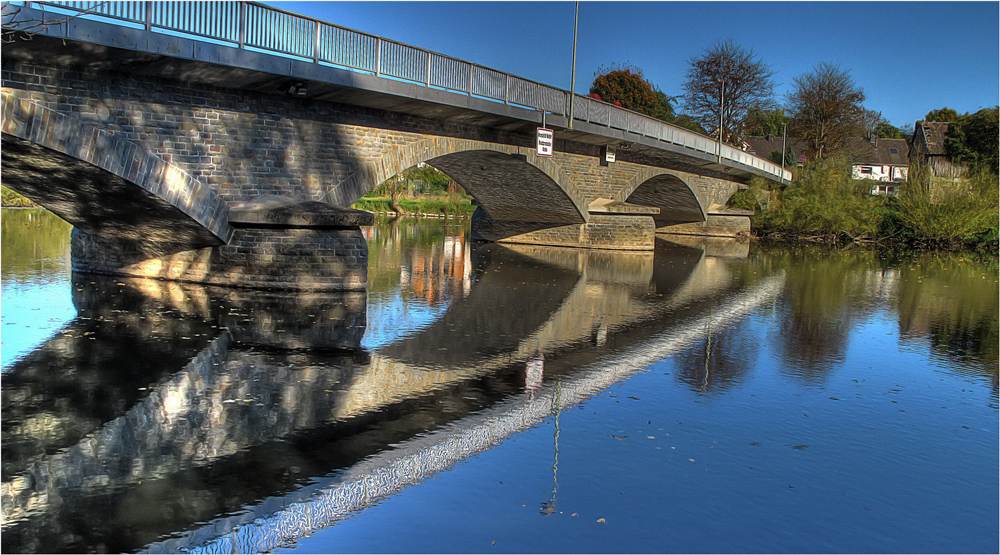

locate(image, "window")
[[888, 147, 899, 155], [860, 167, 873, 174]]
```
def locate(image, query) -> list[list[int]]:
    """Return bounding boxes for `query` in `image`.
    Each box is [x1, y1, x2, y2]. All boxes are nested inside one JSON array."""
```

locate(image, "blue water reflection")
[[1, 211, 997, 554]]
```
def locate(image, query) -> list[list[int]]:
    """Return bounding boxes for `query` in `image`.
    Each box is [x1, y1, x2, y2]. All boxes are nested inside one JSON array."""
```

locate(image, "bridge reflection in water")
[[1, 237, 782, 553]]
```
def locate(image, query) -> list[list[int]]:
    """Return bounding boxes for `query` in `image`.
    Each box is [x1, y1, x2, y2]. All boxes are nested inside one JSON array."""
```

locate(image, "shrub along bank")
[[729, 157, 998, 252], [351, 194, 476, 218]]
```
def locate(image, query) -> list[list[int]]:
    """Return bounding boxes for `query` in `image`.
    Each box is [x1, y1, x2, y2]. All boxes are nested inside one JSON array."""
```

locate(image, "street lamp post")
[[780, 121, 787, 184], [568, 1, 579, 130], [717, 79, 725, 163]]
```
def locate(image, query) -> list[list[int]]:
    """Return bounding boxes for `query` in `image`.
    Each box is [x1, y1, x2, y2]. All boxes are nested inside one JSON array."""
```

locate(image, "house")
[[845, 137, 909, 195], [909, 121, 965, 178]]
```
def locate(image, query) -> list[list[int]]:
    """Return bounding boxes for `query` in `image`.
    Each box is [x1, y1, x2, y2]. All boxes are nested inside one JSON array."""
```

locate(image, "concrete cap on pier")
[[228, 195, 374, 228]]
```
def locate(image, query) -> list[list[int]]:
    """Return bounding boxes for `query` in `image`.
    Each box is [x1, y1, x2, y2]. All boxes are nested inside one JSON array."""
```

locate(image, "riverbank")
[[729, 158, 999, 253], [351, 194, 475, 218]]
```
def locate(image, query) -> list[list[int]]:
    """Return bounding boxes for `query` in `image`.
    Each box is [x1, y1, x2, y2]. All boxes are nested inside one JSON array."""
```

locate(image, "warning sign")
[[536, 127, 554, 157]]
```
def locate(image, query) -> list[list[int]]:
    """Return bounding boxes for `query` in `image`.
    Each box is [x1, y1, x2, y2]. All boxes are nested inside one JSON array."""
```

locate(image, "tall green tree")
[[786, 62, 866, 158], [743, 107, 790, 137], [945, 107, 999, 173], [924, 107, 961, 122], [682, 40, 777, 145]]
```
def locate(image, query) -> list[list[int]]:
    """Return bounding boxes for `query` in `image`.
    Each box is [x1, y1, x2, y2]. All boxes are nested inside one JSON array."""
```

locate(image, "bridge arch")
[[327, 138, 589, 224], [616, 167, 706, 226], [0, 94, 232, 248]]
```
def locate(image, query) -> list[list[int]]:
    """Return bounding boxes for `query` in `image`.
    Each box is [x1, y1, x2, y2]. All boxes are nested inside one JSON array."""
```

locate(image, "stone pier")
[[71, 197, 373, 291]]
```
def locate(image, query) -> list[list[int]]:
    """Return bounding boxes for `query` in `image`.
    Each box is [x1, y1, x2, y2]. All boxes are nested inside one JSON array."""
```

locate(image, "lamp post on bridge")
[[568, 1, 579, 130], [717, 78, 726, 164], [780, 121, 787, 184]]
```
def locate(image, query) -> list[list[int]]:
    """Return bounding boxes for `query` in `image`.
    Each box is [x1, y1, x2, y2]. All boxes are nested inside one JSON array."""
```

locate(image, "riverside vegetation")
[[728, 158, 999, 252]]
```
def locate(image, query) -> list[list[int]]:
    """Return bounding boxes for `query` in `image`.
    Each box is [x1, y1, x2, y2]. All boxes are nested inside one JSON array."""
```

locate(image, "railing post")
[[238, 1, 245, 48], [503, 74, 509, 105], [313, 19, 320, 63], [467, 65, 473, 96], [374, 38, 381, 76], [425, 51, 431, 86], [144, 1, 151, 32]]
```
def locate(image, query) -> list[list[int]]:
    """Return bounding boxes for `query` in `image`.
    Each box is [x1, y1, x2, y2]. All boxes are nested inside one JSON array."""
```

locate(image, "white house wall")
[[852, 164, 908, 183]]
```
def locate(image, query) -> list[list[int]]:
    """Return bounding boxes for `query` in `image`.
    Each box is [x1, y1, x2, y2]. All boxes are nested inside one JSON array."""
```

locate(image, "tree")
[[671, 113, 708, 134], [743, 107, 790, 137], [945, 107, 999, 173], [899, 123, 915, 140], [682, 40, 777, 145], [924, 107, 961, 122], [875, 121, 904, 139], [589, 63, 676, 121], [857, 109, 903, 139], [786, 62, 866, 158]]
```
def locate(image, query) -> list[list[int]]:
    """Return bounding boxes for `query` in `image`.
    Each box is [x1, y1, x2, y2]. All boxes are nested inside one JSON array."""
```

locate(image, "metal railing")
[[10, 0, 791, 181]]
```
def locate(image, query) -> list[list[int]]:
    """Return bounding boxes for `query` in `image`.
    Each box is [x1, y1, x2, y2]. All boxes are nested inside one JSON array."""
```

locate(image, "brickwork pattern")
[[0, 92, 232, 242], [3, 60, 739, 215]]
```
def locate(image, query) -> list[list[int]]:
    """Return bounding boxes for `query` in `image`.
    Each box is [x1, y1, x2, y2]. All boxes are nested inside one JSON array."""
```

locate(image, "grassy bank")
[[2, 186, 39, 208], [351, 194, 476, 218], [729, 158, 998, 252]]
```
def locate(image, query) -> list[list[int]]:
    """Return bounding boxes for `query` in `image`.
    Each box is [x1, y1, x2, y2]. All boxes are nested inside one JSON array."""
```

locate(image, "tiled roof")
[[843, 137, 910, 166], [916, 121, 950, 155], [744, 136, 809, 159]]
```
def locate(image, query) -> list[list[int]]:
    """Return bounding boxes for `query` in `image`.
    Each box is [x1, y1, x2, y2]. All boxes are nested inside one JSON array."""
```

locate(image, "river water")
[[1, 209, 997, 554]]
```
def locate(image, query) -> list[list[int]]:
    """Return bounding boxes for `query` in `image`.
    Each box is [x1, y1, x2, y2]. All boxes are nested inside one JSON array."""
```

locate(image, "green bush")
[[896, 165, 999, 247], [755, 157, 886, 239]]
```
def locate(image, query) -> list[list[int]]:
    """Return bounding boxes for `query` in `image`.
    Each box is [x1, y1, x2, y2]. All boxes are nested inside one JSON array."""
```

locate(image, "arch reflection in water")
[[2, 237, 781, 553], [153, 273, 786, 554]]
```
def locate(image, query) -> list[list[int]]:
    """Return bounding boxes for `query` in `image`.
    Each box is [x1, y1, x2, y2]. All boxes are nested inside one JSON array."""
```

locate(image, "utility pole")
[[568, 1, 579, 130]]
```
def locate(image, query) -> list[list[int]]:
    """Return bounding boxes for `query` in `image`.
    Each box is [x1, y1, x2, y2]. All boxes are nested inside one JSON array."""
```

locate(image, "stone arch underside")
[[1, 94, 232, 252], [328, 139, 588, 225], [620, 170, 706, 226]]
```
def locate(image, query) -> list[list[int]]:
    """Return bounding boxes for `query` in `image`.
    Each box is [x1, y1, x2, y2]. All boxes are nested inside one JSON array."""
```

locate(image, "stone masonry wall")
[[2, 59, 739, 213]]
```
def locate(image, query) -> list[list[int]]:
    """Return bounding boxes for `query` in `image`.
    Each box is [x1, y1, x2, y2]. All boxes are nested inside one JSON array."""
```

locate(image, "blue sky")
[[267, 1, 999, 129]]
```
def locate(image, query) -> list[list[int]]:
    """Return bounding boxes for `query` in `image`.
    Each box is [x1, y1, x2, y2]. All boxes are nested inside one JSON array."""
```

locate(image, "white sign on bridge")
[[536, 127, 554, 157]]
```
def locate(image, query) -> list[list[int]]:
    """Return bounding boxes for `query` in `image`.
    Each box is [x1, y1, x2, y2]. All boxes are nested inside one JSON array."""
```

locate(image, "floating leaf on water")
[[596, 518, 606, 523]]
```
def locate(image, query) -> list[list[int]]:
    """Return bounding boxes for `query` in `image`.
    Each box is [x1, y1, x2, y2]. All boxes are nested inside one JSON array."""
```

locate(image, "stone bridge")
[[1, 1, 789, 290]]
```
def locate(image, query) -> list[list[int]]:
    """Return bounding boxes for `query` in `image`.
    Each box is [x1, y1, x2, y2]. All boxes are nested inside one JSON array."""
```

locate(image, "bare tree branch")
[[2, 2, 109, 43], [786, 62, 867, 158], [682, 40, 777, 146]]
